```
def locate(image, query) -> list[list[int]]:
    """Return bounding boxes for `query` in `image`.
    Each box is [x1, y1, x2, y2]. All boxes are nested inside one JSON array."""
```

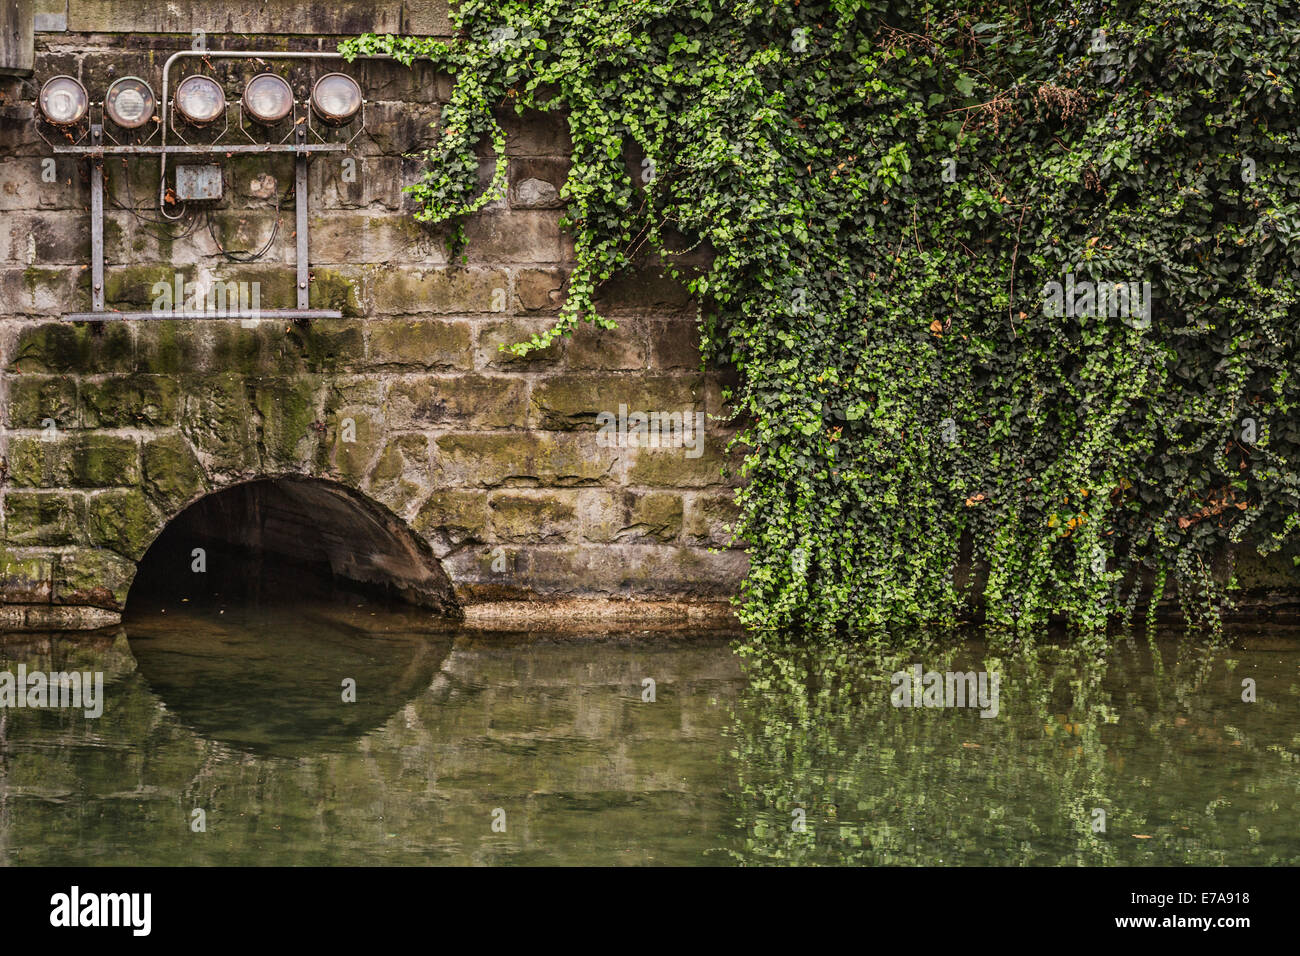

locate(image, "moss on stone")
[[103, 264, 178, 310], [21, 266, 68, 300], [52, 548, 136, 609], [252, 379, 322, 468], [4, 376, 78, 429], [2, 492, 87, 546], [310, 268, 364, 317], [86, 489, 160, 560], [80, 375, 180, 428], [0, 546, 52, 603], [142, 434, 209, 512]]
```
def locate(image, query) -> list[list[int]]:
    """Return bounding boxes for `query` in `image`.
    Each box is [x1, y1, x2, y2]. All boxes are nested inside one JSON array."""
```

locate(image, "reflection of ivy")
[[722, 633, 1300, 865], [346, 2, 1300, 639]]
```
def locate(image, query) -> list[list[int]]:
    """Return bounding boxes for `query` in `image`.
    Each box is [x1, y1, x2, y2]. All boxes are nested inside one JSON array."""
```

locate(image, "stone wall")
[[0, 1, 746, 628]]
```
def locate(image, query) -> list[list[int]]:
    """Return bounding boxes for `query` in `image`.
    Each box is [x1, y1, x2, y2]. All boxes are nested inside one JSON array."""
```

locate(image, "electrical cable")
[[202, 175, 289, 262]]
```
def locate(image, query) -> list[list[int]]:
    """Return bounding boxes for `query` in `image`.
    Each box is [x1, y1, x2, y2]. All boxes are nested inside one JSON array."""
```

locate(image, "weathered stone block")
[[594, 268, 693, 314], [313, 155, 417, 211], [179, 374, 259, 476], [502, 108, 572, 157], [0, 103, 46, 158], [517, 543, 747, 598], [626, 442, 739, 489], [86, 488, 160, 560], [460, 210, 565, 263], [647, 318, 703, 370], [475, 317, 565, 368], [251, 379, 322, 469], [8, 321, 133, 373], [142, 433, 208, 512], [67, 0, 407, 34], [512, 268, 569, 314], [0, 546, 52, 603], [204, 322, 288, 376], [683, 491, 742, 547], [508, 156, 568, 208], [4, 374, 76, 428], [413, 489, 487, 545], [6, 433, 140, 487], [132, 322, 202, 374], [103, 264, 181, 311], [326, 377, 385, 408], [371, 267, 507, 315], [79, 374, 180, 427], [51, 547, 135, 610], [0, 160, 46, 212], [511, 178, 562, 210], [367, 318, 473, 369], [360, 101, 441, 157], [401, 0, 453, 36], [367, 434, 431, 516], [431, 432, 619, 487], [0, 266, 86, 315], [18, 211, 90, 264], [565, 318, 647, 370], [310, 269, 366, 317], [488, 491, 579, 542], [279, 320, 367, 373], [622, 491, 683, 543], [358, 59, 453, 104], [320, 408, 383, 485], [573, 489, 625, 543], [386, 374, 528, 428], [2, 491, 87, 546], [199, 209, 292, 265], [529, 373, 701, 429], [312, 214, 446, 267]]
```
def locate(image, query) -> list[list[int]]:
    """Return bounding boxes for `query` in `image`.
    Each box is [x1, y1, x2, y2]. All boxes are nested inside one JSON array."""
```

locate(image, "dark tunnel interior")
[[125, 477, 461, 619]]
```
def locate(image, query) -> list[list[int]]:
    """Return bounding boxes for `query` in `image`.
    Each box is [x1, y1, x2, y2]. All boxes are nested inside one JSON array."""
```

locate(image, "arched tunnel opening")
[[125, 476, 461, 619], [122, 477, 461, 754]]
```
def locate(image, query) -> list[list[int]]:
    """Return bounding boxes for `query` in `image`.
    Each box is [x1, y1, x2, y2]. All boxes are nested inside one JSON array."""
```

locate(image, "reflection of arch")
[[126, 476, 460, 618], [126, 604, 454, 757]]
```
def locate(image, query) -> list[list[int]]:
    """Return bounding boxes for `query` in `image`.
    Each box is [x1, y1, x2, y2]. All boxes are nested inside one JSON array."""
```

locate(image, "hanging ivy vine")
[[342, 0, 1300, 642]]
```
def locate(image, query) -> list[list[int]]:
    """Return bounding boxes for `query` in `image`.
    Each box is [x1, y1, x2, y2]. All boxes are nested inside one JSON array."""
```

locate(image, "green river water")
[[1, 603, 1297, 865]]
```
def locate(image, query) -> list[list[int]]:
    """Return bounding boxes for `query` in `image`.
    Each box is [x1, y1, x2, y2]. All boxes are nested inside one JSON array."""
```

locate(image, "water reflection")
[[724, 630, 1300, 865], [129, 605, 452, 756], [0, 609, 1297, 865], [0, 612, 743, 865]]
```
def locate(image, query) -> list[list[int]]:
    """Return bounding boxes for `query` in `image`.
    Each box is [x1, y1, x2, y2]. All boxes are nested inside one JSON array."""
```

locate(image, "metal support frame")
[[89, 124, 104, 312], [40, 48, 375, 322], [296, 125, 310, 311]]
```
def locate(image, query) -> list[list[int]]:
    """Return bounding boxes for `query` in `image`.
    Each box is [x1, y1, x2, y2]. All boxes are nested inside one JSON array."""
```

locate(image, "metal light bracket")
[[39, 48, 374, 322]]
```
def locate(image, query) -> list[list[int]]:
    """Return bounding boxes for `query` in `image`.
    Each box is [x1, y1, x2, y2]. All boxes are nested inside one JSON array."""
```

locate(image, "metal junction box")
[[175, 164, 223, 201]]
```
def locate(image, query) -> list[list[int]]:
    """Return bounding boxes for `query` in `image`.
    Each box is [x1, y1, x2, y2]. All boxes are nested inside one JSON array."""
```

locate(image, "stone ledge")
[[0, 603, 121, 630], [459, 598, 739, 632]]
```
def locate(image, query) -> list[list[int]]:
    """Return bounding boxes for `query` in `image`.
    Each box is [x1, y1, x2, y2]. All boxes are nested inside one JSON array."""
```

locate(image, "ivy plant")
[[343, 0, 1300, 643]]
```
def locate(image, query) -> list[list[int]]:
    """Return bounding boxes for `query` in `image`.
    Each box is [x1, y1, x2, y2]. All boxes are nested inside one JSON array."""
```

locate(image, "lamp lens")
[[105, 77, 156, 129], [176, 76, 226, 125], [311, 73, 361, 125], [38, 76, 88, 125], [244, 74, 293, 124]]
